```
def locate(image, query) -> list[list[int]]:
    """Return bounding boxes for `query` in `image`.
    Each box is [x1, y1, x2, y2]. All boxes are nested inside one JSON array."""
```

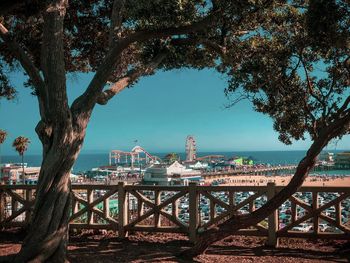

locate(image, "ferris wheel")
[[186, 135, 197, 162]]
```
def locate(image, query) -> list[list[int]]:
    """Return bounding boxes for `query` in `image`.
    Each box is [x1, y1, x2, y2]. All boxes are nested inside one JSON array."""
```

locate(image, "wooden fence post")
[[138, 200, 144, 217], [25, 189, 33, 225], [172, 199, 178, 219], [189, 182, 199, 243], [72, 195, 79, 214], [87, 189, 93, 224], [104, 196, 110, 219], [312, 191, 319, 235], [291, 201, 297, 223], [154, 190, 161, 227], [335, 200, 341, 226], [267, 182, 279, 247], [210, 199, 216, 220], [118, 182, 128, 238], [229, 190, 235, 217]]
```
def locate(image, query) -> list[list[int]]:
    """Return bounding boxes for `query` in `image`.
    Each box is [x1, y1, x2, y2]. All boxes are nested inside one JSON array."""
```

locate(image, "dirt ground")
[[0, 230, 349, 263]]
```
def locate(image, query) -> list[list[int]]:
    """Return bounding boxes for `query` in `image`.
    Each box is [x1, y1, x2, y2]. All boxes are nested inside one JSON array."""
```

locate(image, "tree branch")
[[40, 0, 70, 122], [96, 51, 167, 105], [337, 96, 350, 115], [170, 37, 227, 57], [0, 22, 47, 118], [180, 109, 350, 258], [109, 0, 125, 48], [71, 10, 219, 115], [300, 57, 328, 118]]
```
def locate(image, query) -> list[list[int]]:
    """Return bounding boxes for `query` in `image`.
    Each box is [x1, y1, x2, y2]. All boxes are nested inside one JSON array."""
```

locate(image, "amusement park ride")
[[185, 135, 197, 162], [109, 146, 161, 168], [185, 135, 224, 162], [109, 136, 225, 168]]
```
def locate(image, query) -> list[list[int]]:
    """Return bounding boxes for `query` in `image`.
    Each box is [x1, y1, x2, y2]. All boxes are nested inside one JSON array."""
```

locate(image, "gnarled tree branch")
[[0, 22, 47, 118], [97, 51, 167, 105], [71, 9, 219, 115], [301, 57, 327, 117], [171, 37, 227, 57], [109, 0, 126, 48], [338, 96, 350, 115], [179, 110, 350, 259]]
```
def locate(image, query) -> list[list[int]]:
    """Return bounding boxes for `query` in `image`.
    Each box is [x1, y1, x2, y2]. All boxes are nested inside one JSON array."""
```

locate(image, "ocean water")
[[1, 150, 350, 175]]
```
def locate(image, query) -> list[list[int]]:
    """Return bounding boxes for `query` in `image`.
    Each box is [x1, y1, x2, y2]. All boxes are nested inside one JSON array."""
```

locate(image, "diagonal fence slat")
[[289, 195, 312, 212], [319, 213, 350, 233], [201, 191, 265, 229], [5, 189, 27, 205], [70, 188, 118, 222], [125, 190, 187, 228], [279, 192, 350, 233], [201, 191, 231, 210]]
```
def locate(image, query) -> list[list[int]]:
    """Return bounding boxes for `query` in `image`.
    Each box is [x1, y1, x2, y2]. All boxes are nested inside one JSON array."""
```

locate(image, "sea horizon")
[[2, 149, 350, 172]]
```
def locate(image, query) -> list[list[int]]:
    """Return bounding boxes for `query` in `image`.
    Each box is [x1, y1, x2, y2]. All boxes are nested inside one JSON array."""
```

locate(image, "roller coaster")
[[109, 146, 161, 167]]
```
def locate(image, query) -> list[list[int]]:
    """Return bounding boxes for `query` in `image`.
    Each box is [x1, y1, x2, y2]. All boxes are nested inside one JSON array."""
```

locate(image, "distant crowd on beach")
[[211, 173, 349, 187]]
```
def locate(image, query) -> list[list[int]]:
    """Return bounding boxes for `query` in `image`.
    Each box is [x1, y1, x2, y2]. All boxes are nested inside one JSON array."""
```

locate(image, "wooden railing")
[[1, 183, 349, 245]]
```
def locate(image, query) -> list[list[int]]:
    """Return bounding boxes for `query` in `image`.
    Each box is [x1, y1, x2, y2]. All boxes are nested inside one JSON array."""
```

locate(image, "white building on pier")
[[143, 161, 201, 185]]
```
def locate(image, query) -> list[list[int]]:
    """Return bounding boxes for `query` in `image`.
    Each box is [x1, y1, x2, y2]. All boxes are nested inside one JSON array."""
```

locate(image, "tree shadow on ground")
[[1, 231, 349, 263], [0, 229, 23, 263], [66, 236, 350, 263], [68, 237, 197, 263], [205, 244, 348, 263]]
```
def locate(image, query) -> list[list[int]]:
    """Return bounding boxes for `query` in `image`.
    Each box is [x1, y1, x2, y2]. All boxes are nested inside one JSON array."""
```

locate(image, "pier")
[[1, 182, 349, 245], [200, 165, 297, 179], [166, 165, 298, 183]]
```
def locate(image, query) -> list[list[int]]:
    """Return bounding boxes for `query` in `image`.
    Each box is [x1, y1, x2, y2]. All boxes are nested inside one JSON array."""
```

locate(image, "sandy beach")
[[208, 174, 350, 187]]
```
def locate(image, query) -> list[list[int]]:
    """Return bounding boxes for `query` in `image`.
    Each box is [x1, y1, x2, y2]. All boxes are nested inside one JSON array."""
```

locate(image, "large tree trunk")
[[180, 122, 348, 259], [13, 120, 86, 263]]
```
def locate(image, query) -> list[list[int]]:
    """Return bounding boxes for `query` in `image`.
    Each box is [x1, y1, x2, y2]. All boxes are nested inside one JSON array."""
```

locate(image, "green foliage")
[[0, 129, 7, 144], [306, 0, 349, 53], [164, 152, 179, 163], [2, 0, 348, 147], [0, 63, 16, 100], [222, 0, 350, 144], [0, 0, 271, 94]]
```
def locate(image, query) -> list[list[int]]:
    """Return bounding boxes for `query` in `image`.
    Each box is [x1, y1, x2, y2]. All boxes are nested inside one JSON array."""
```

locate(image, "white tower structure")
[[185, 135, 197, 162]]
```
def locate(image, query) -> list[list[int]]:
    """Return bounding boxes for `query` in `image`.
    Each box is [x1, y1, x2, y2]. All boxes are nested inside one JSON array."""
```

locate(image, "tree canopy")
[[0, 0, 272, 104], [221, 0, 350, 144], [182, 0, 350, 257]]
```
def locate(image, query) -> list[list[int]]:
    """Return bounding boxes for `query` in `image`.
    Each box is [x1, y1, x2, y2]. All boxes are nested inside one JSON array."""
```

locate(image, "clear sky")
[[0, 68, 349, 155]]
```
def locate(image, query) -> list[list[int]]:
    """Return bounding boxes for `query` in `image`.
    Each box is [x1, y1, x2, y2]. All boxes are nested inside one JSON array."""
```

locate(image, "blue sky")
[[0, 68, 349, 155]]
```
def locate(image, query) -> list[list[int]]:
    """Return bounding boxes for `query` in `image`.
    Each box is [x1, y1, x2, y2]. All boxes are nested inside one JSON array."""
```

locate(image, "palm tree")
[[0, 129, 7, 180], [12, 136, 30, 184], [164, 152, 179, 164]]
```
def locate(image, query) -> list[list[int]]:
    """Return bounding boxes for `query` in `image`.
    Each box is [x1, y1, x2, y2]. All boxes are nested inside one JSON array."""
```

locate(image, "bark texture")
[[12, 1, 79, 262], [14, 128, 84, 262]]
